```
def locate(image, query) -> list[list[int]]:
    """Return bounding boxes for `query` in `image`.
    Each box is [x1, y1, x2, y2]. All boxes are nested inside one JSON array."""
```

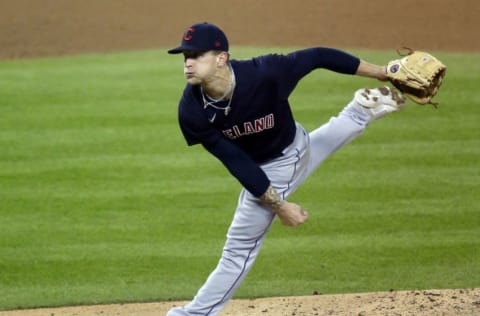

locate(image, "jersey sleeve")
[[202, 137, 270, 197], [288, 47, 361, 76], [256, 47, 361, 98]]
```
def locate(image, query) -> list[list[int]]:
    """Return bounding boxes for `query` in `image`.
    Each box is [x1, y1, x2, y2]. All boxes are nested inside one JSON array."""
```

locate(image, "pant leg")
[[167, 104, 367, 316], [167, 126, 311, 316], [305, 101, 369, 177]]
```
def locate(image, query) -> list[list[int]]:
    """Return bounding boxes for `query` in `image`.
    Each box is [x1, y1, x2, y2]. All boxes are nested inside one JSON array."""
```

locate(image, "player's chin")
[[185, 75, 202, 85]]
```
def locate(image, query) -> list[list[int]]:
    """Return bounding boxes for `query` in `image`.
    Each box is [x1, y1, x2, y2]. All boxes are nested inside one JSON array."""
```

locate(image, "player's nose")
[[184, 60, 195, 70], [184, 55, 196, 64], [184, 59, 193, 68]]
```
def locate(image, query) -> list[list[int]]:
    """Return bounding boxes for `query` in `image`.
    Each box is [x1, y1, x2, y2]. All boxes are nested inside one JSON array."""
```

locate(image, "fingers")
[[280, 208, 308, 227], [274, 201, 309, 227], [297, 209, 309, 225]]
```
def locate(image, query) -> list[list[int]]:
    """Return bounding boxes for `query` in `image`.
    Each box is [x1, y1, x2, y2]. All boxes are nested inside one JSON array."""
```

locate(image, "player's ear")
[[216, 51, 229, 67]]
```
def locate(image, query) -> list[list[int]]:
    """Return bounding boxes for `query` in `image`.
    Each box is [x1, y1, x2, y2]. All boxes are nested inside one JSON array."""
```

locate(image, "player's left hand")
[[275, 201, 309, 227]]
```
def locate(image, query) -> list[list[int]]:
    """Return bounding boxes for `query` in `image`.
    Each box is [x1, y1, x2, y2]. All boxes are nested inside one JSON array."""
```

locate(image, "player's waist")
[[252, 123, 301, 164]]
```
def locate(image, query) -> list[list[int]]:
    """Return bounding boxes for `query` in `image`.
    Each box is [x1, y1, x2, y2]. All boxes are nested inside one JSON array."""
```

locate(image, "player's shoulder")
[[231, 52, 293, 79], [180, 83, 201, 102], [179, 85, 203, 118], [232, 52, 290, 66]]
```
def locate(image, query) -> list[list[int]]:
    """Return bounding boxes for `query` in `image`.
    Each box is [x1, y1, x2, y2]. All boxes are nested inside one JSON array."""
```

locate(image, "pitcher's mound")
[[1, 288, 478, 316]]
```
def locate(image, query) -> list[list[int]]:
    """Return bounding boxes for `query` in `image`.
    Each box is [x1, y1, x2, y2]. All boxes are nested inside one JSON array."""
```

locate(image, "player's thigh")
[[226, 190, 275, 242]]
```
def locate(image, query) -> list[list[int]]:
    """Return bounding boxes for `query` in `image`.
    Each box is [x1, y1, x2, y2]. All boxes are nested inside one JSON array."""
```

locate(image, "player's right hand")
[[275, 201, 308, 227]]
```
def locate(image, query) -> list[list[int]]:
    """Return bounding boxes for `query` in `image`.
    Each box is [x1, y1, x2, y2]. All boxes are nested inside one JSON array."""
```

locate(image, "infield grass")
[[0, 48, 479, 310]]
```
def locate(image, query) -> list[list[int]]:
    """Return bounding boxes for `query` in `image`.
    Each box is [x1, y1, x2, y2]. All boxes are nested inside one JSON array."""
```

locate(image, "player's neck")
[[202, 64, 235, 101]]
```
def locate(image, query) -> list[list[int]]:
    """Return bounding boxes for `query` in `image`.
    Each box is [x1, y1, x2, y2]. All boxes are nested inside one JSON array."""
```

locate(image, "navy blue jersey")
[[177, 47, 360, 196], [179, 47, 359, 162]]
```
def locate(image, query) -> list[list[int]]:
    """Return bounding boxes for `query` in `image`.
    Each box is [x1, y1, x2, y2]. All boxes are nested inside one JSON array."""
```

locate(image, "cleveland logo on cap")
[[183, 27, 195, 41], [168, 22, 229, 54]]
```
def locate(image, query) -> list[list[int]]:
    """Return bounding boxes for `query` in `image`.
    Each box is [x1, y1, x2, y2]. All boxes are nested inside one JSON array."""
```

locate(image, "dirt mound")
[[0, 288, 479, 316]]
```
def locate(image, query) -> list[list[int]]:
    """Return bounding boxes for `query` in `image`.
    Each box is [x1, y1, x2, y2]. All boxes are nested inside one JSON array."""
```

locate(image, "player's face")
[[183, 51, 219, 85]]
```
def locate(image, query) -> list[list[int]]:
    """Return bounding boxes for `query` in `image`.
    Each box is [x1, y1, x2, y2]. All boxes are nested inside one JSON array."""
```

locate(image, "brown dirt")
[[1, 1, 479, 315], [0, 289, 479, 316], [0, 0, 479, 60]]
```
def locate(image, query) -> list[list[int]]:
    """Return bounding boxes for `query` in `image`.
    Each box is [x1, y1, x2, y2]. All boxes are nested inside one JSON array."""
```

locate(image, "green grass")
[[0, 47, 479, 310]]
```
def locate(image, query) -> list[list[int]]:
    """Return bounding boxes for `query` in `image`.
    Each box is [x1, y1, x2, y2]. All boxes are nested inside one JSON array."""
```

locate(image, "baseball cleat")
[[353, 86, 406, 120]]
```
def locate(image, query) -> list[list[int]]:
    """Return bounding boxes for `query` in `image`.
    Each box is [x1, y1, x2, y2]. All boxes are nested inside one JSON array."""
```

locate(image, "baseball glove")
[[386, 48, 447, 107]]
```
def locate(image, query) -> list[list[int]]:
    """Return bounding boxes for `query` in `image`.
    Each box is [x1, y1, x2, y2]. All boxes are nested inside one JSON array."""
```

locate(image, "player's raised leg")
[[306, 86, 405, 176]]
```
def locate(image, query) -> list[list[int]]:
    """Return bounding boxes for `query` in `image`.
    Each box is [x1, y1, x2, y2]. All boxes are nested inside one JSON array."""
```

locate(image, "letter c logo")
[[183, 27, 195, 41]]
